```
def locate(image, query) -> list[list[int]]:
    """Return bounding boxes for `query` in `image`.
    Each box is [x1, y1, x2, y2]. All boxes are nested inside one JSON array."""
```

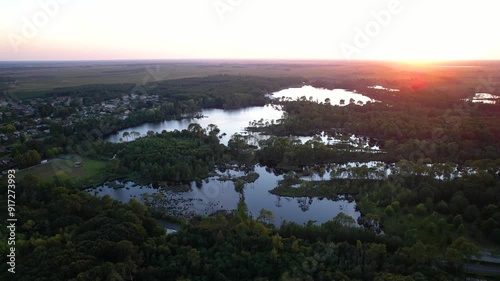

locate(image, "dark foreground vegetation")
[[0, 174, 489, 281]]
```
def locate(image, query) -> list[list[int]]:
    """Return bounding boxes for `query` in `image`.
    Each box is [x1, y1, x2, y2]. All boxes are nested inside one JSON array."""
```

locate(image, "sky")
[[0, 0, 499, 62]]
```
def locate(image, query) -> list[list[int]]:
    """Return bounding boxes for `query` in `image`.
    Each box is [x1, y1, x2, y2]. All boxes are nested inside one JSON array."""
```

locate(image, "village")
[[0, 92, 161, 171]]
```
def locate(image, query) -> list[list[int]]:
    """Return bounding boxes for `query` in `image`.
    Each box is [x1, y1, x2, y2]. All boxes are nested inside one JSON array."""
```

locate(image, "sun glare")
[[0, 0, 499, 61]]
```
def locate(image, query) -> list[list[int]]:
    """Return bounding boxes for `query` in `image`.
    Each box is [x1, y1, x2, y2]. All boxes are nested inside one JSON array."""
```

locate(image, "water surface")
[[106, 86, 379, 146], [270, 85, 377, 105], [89, 166, 360, 226]]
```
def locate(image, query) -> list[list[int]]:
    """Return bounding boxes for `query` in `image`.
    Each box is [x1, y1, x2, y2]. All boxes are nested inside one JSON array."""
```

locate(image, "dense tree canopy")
[[117, 129, 225, 182], [0, 176, 480, 281]]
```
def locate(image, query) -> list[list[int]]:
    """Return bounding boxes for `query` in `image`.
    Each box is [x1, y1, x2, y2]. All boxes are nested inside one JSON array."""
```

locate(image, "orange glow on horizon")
[[0, 0, 499, 61]]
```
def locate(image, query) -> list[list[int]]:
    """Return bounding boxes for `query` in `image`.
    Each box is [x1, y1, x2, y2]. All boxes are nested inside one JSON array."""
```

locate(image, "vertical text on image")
[[6, 169, 17, 274]]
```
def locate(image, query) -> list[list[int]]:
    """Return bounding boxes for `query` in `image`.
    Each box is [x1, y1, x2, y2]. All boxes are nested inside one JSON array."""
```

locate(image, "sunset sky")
[[0, 0, 499, 61]]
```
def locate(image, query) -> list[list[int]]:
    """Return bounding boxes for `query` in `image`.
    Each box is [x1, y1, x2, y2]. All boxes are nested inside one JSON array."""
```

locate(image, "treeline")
[[46, 83, 136, 104], [308, 78, 472, 107], [154, 75, 302, 109], [257, 99, 500, 162], [39, 75, 302, 108], [256, 136, 384, 169]]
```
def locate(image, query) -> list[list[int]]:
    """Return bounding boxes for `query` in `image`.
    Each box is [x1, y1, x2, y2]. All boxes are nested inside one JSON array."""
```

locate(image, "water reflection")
[[368, 85, 400, 92], [89, 165, 360, 226], [463, 93, 500, 104], [270, 85, 377, 105], [88, 160, 478, 225], [106, 105, 284, 145], [105, 86, 379, 145]]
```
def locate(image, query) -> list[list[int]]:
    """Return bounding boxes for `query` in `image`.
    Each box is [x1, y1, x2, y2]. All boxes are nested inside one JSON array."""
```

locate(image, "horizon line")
[[1, 58, 500, 64]]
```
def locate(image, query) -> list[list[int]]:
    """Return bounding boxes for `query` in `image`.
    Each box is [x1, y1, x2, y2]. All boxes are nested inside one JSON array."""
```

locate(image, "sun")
[[395, 59, 443, 67]]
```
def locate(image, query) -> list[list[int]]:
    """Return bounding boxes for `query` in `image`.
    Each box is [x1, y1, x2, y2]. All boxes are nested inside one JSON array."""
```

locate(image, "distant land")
[[1, 59, 499, 100]]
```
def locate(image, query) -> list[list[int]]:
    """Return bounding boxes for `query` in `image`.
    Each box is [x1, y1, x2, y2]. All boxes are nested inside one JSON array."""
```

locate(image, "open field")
[[18, 155, 108, 185], [2, 60, 500, 99]]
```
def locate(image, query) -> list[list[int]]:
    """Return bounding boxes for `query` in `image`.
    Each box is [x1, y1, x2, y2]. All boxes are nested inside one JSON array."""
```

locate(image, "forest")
[[1, 71, 500, 280], [117, 126, 225, 183], [0, 174, 485, 281], [153, 75, 302, 109], [250, 94, 500, 162]]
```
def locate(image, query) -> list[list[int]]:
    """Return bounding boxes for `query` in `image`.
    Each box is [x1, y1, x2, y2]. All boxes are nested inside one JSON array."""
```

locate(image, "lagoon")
[[89, 165, 360, 226], [105, 86, 377, 145]]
